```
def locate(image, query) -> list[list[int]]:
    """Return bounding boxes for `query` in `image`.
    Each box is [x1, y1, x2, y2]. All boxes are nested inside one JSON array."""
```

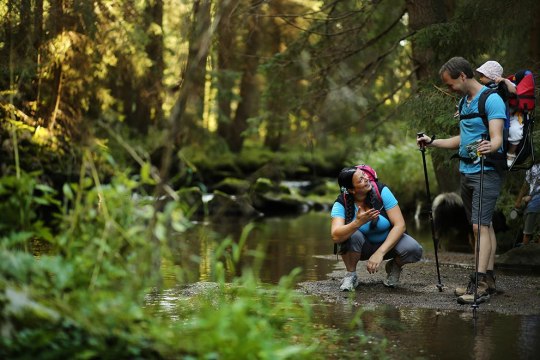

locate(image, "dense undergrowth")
[[0, 147, 388, 358]]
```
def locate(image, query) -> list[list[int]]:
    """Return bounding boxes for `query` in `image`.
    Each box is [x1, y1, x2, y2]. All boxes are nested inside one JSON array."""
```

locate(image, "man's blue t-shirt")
[[458, 86, 507, 174], [330, 187, 398, 243]]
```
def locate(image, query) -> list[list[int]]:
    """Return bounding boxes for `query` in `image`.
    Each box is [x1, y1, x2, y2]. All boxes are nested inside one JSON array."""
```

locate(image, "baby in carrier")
[[475, 60, 524, 168]]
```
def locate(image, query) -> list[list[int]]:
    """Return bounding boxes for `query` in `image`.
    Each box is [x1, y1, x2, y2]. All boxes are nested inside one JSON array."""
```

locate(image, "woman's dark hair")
[[338, 166, 379, 228], [337, 167, 357, 225], [338, 167, 357, 191], [366, 188, 379, 229]]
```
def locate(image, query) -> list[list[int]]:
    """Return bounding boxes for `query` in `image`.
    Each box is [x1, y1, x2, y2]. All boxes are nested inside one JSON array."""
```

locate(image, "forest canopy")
[[1, 1, 540, 357], [1, 0, 539, 191]]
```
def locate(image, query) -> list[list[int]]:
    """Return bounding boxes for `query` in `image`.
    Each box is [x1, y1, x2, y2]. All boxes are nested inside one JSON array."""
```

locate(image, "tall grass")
[[0, 160, 387, 359]]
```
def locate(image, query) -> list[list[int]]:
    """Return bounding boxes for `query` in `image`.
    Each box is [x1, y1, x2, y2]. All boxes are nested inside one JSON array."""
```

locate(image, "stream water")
[[155, 211, 540, 359]]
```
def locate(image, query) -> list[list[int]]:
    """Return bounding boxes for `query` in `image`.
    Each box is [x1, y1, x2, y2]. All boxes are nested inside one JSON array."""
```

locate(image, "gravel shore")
[[298, 248, 540, 316]]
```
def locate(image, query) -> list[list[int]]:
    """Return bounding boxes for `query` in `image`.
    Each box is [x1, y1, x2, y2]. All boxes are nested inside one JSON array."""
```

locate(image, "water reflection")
[[171, 211, 434, 284], [312, 304, 540, 359], [159, 211, 540, 359]]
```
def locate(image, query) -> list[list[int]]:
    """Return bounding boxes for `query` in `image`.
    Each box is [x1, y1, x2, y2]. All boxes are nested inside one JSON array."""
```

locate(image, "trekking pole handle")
[[417, 132, 426, 150], [478, 133, 488, 158], [417, 132, 435, 149]]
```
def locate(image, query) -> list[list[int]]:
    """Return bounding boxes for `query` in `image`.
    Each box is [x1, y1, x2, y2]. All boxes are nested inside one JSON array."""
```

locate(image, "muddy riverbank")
[[298, 247, 540, 316]]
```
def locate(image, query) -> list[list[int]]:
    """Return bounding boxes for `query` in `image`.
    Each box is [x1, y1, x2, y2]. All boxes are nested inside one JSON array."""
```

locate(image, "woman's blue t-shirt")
[[330, 187, 398, 244]]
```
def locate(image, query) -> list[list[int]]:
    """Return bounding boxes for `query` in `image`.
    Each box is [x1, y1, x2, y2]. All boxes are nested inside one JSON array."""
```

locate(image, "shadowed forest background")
[[1, 0, 539, 358]]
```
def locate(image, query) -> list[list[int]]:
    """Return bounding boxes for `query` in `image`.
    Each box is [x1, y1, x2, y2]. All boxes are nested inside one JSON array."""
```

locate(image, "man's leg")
[[457, 224, 492, 303], [485, 223, 497, 293], [487, 223, 496, 270], [456, 172, 501, 304], [474, 224, 493, 273]]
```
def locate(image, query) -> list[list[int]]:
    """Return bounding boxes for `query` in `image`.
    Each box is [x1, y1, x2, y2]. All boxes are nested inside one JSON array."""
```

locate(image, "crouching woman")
[[330, 166, 423, 291]]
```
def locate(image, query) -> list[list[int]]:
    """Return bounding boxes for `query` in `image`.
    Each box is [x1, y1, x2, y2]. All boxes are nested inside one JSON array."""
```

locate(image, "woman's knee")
[[348, 231, 367, 252], [405, 242, 423, 263], [397, 235, 423, 263]]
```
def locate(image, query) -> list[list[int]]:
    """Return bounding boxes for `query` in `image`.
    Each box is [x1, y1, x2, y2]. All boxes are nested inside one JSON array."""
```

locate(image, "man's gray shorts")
[[338, 231, 423, 264], [460, 171, 503, 226]]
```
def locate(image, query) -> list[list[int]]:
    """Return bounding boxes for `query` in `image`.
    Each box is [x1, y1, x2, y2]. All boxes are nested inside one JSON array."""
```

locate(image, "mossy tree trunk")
[[406, 0, 460, 192]]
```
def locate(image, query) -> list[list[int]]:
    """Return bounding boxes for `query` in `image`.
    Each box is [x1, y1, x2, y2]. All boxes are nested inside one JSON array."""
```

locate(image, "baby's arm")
[[495, 77, 517, 94]]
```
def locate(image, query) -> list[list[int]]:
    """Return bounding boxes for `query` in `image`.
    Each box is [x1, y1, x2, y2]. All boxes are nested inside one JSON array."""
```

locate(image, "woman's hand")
[[366, 252, 384, 274], [355, 208, 379, 225]]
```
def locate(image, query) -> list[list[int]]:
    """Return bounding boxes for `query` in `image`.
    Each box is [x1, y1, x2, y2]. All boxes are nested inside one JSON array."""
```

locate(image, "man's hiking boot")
[[486, 272, 497, 294], [456, 274, 490, 305], [455, 272, 497, 296], [383, 259, 402, 288], [340, 273, 359, 291], [454, 273, 474, 297]]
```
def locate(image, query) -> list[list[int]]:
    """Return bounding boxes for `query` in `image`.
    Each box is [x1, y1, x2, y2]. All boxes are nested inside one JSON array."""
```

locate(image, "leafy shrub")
[[0, 168, 361, 359]]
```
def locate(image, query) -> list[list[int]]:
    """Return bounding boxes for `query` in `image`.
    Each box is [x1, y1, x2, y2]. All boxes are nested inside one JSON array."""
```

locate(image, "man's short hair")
[[439, 57, 474, 79]]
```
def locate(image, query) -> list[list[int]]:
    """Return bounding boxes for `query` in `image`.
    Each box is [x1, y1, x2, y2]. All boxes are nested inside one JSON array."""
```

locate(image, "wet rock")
[[251, 192, 309, 215], [212, 177, 251, 195], [207, 191, 262, 218], [497, 243, 540, 268]]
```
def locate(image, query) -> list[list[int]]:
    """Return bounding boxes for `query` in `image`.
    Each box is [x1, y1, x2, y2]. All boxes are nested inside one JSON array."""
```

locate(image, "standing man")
[[417, 57, 506, 304]]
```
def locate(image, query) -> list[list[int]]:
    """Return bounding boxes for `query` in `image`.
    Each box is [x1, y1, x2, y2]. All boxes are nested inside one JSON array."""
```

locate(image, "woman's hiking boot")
[[340, 273, 359, 291], [456, 274, 490, 305], [383, 259, 402, 288]]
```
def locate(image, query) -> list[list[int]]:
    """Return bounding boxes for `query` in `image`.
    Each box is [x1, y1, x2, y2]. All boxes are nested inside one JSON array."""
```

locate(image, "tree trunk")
[[406, 0, 449, 83], [263, 1, 285, 152], [406, 0, 459, 192], [128, 0, 164, 134], [180, 0, 211, 144], [216, 0, 236, 145], [161, 0, 213, 180], [45, 0, 64, 129], [229, 0, 261, 153], [34, 0, 44, 112]]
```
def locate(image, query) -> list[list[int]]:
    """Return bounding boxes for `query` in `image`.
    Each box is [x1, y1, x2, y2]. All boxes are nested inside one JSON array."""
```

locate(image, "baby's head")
[[476, 61, 503, 84]]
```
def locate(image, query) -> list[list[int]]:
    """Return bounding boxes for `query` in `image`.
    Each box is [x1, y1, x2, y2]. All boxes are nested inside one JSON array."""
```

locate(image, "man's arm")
[[417, 134, 460, 150], [488, 118, 504, 151]]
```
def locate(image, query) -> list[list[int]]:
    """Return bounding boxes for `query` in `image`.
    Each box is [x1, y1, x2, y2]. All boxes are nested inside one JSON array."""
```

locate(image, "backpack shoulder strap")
[[372, 181, 389, 217], [459, 88, 495, 129], [335, 193, 344, 206]]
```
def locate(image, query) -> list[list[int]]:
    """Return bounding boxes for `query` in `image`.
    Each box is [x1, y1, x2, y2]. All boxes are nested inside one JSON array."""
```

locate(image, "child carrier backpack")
[[507, 70, 536, 170], [333, 165, 388, 255], [507, 70, 535, 113], [458, 71, 536, 172]]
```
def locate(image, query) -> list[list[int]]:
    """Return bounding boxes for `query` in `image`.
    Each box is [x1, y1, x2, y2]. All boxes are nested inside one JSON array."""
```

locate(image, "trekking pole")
[[417, 133, 444, 292], [472, 135, 487, 316]]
